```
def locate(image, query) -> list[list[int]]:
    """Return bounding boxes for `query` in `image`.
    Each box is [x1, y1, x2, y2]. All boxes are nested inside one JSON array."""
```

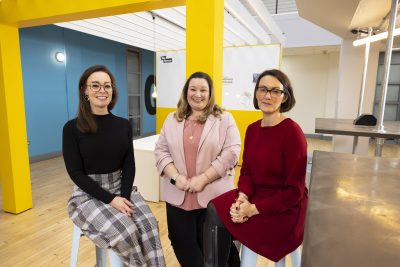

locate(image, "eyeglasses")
[[256, 86, 284, 98], [86, 82, 114, 92]]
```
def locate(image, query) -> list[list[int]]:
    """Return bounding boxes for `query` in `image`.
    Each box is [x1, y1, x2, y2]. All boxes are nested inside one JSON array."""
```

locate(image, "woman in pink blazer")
[[155, 72, 241, 267]]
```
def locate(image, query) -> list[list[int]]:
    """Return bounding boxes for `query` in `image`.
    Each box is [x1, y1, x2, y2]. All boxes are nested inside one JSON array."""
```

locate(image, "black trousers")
[[166, 203, 207, 267]]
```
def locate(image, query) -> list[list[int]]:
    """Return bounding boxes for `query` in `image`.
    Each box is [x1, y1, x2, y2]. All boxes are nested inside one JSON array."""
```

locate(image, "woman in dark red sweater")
[[204, 69, 307, 267]]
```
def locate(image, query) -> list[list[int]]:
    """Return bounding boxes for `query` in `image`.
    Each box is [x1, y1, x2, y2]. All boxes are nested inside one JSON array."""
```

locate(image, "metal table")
[[301, 151, 400, 267], [315, 118, 400, 155]]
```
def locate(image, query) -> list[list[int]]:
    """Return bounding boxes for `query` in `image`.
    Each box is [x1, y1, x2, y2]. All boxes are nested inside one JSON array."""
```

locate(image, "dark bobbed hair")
[[253, 69, 295, 113], [175, 71, 223, 123], [76, 65, 118, 133]]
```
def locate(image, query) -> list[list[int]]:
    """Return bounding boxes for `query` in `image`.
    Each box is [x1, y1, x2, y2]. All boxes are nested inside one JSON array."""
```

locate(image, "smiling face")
[[84, 71, 113, 115], [186, 78, 210, 113], [255, 75, 287, 115]]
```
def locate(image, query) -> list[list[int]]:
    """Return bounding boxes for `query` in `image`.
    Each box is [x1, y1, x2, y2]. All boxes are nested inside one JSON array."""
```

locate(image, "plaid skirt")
[[67, 170, 166, 267]]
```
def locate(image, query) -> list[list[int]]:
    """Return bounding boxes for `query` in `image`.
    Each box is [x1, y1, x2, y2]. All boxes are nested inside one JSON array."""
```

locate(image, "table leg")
[[374, 138, 384, 157], [352, 136, 358, 154]]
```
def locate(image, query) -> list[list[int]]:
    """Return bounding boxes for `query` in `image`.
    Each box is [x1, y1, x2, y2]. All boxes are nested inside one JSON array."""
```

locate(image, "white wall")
[[281, 51, 339, 134]]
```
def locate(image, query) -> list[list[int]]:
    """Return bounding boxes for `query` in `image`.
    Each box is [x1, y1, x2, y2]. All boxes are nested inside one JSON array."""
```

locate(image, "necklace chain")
[[188, 119, 195, 140]]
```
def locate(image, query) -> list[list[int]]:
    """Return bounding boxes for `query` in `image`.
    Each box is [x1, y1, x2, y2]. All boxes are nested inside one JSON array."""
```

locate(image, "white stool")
[[240, 245, 301, 267], [70, 224, 124, 267]]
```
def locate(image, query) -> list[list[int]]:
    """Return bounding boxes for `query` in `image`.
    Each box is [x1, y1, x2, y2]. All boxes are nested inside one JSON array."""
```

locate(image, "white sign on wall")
[[156, 50, 186, 108], [156, 44, 281, 110]]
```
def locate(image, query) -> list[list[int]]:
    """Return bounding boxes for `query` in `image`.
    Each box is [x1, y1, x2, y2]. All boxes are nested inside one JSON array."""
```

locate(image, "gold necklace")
[[188, 120, 195, 140]]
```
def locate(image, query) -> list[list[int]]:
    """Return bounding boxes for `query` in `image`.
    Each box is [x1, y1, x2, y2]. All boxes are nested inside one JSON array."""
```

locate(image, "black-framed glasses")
[[87, 82, 114, 92], [256, 86, 284, 98]]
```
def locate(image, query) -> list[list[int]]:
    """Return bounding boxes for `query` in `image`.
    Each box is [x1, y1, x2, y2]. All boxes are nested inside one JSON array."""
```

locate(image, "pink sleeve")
[[211, 113, 241, 177], [154, 114, 174, 176]]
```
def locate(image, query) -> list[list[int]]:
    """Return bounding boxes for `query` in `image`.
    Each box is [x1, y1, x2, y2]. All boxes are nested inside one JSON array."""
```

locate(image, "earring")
[[84, 95, 89, 101]]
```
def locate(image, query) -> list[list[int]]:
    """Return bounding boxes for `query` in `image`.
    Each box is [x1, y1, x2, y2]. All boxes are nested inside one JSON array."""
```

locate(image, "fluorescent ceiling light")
[[353, 28, 400, 46]]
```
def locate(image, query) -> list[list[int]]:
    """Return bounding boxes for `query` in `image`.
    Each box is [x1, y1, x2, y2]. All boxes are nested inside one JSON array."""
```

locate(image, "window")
[[127, 49, 141, 138], [373, 52, 400, 144], [373, 52, 400, 122]]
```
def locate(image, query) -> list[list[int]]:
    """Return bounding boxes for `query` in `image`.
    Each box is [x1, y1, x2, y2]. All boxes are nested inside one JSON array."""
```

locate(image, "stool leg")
[[70, 225, 82, 267], [275, 256, 285, 267], [240, 245, 257, 267], [108, 249, 124, 267], [290, 247, 301, 267], [95, 246, 107, 267]]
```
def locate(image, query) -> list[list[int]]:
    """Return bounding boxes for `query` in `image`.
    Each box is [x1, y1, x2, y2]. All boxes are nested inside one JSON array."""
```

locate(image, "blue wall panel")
[[19, 25, 69, 158], [18, 25, 146, 159]]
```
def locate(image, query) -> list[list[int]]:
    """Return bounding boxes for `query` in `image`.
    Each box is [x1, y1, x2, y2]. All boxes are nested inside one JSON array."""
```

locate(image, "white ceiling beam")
[[57, 20, 183, 51], [134, 12, 185, 37], [224, 27, 246, 46], [117, 13, 185, 46], [244, 0, 285, 44], [56, 22, 157, 51], [224, 10, 258, 45], [152, 8, 186, 29], [117, 13, 185, 39], [225, 0, 271, 44], [86, 17, 179, 49], [100, 16, 184, 49], [172, 6, 186, 16], [154, 6, 248, 47]]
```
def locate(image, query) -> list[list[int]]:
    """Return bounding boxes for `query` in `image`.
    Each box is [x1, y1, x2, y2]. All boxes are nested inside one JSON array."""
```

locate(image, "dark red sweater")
[[212, 118, 308, 262]]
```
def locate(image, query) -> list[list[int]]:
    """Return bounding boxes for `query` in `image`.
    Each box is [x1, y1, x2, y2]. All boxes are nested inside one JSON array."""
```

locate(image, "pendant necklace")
[[188, 120, 195, 140]]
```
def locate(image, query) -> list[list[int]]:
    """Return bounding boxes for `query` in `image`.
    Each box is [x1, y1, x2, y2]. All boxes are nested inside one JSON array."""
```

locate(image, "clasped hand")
[[111, 196, 135, 217], [230, 193, 259, 223], [175, 174, 208, 193]]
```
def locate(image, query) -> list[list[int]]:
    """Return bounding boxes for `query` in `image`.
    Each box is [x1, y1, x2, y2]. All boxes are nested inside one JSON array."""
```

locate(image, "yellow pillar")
[[186, 0, 224, 105], [0, 24, 32, 214]]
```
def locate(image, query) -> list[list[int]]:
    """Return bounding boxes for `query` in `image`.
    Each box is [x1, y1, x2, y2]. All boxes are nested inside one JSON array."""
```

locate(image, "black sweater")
[[62, 113, 135, 203]]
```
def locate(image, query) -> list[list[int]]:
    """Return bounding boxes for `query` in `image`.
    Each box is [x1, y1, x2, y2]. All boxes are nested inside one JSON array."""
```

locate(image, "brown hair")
[[175, 72, 223, 123], [76, 65, 118, 133], [253, 69, 295, 112]]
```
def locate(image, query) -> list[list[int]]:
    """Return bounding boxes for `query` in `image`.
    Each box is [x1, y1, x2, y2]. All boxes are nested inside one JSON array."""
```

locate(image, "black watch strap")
[[170, 173, 179, 185]]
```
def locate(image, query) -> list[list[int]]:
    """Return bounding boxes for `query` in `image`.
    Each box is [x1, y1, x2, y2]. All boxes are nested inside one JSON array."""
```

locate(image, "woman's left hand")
[[186, 174, 208, 193], [230, 203, 248, 223], [110, 196, 135, 217], [237, 200, 259, 219]]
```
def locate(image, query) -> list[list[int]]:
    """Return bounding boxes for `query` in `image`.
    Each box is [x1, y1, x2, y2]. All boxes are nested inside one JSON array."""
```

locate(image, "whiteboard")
[[223, 45, 281, 110]]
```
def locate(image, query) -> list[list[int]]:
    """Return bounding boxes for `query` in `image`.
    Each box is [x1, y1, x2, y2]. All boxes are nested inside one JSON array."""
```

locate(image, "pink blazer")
[[154, 111, 241, 207]]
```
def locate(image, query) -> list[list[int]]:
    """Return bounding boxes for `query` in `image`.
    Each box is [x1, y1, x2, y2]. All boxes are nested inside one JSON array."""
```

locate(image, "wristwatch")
[[170, 173, 179, 185]]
